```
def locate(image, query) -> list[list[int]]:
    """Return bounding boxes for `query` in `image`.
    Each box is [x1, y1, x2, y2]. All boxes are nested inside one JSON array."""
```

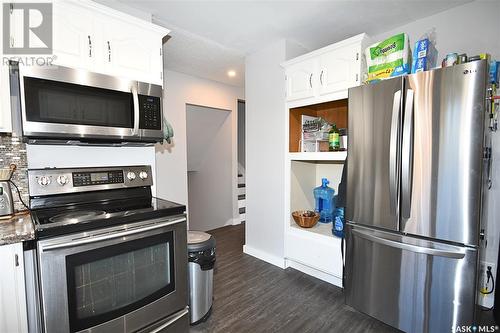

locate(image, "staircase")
[[238, 172, 245, 223]]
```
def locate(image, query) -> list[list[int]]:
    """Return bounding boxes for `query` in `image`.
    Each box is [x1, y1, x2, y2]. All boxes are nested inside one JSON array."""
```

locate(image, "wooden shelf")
[[288, 151, 346, 162], [289, 99, 348, 153]]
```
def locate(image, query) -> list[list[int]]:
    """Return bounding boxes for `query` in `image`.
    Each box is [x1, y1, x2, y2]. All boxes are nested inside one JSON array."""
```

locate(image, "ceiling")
[[113, 0, 471, 87]]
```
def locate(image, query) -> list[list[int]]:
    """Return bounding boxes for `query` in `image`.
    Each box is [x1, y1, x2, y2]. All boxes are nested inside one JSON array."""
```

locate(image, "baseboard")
[[285, 259, 343, 288], [243, 245, 286, 269], [231, 217, 241, 225]]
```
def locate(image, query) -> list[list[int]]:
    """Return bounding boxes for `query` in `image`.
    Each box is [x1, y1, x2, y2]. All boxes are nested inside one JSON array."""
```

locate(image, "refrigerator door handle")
[[351, 228, 466, 259], [401, 89, 414, 219], [389, 90, 402, 217]]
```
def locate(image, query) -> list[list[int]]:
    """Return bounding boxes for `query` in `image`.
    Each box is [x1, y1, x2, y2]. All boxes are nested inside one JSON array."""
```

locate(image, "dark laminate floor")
[[190, 224, 400, 333]]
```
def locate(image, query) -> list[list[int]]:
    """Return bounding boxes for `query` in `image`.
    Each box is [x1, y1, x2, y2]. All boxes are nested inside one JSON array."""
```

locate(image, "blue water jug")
[[332, 195, 345, 238], [314, 178, 335, 223]]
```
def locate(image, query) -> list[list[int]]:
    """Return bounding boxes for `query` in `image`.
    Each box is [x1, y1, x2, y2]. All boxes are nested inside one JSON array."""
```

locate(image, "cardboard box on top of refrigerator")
[[411, 38, 437, 73], [365, 33, 411, 83]]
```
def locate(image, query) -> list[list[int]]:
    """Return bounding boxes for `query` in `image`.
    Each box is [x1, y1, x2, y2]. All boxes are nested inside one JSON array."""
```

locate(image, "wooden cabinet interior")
[[289, 99, 348, 152]]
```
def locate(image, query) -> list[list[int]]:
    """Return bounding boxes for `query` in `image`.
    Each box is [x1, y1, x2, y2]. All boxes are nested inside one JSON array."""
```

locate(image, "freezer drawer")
[[344, 224, 477, 333]]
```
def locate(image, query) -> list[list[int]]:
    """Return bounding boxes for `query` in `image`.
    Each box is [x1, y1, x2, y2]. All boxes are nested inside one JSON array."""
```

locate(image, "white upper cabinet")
[[318, 42, 361, 96], [0, 13, 12, 133], [52, 2, 99, 70], [101, 19, 163, 84], [285, 59, 317, 101], [283, 33, 369, 106], [51, 0, 168, 85], [0, 64, 12, 133]]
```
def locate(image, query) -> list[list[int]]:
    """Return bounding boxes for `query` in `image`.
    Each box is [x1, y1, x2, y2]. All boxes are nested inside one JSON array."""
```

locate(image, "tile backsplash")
[[0, 134, 29, 212]]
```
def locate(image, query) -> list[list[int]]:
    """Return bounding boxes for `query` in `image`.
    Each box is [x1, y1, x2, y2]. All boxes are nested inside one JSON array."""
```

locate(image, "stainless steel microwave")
[[9, 62, 163, 144]]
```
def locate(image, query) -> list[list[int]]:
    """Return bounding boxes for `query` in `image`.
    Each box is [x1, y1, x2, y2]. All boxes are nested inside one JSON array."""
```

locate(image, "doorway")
[[237, 100, 246, 223], [186, 104, 233, 231]]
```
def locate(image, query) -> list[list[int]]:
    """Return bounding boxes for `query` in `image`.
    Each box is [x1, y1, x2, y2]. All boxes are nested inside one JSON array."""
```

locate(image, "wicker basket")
[[292, 210, 320, 228]]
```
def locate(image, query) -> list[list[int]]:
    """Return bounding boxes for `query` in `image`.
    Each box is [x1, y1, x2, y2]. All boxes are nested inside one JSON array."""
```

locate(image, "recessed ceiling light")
[[227, 70, 236, 77]]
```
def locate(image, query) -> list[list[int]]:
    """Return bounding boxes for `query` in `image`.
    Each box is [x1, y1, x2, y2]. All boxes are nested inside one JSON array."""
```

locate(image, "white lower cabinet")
[[284, 159, 345, 287], [0, 243, 28, 333]]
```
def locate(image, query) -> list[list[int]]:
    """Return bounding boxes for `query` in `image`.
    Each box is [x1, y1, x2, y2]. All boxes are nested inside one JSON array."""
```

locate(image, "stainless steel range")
[[24, 165, 189, 333]]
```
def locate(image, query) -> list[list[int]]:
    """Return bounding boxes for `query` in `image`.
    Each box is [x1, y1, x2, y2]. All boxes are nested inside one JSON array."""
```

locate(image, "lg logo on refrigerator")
[[463, 69, 478, 75]]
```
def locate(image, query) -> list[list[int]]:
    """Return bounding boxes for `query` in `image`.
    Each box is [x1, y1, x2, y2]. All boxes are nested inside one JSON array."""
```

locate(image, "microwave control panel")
[[139, 95, 161, 130]]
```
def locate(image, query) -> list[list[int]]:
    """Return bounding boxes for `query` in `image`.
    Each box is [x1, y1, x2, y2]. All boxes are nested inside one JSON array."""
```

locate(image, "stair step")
[[239, 207, 246, 214], [238, 194, 245, 200], [238, 183, 245, 188]]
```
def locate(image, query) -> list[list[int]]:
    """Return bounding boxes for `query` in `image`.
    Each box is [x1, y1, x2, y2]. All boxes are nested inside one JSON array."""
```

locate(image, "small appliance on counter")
[[187, 231, 216, 325], [24, 165, 189, 333], [0, 164, 16, 217]]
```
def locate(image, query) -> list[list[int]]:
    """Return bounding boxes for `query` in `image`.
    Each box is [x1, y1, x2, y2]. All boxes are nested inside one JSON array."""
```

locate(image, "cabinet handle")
[[107, 41, 111, 62], [356, 73, 359, 82], [10, 36, 14, 48], [320, 70, 324, 85], [309, 73, 313, 88], [356, 52, 359, 61], [88, 35, 92, 57], [14, 254, 19, 267]]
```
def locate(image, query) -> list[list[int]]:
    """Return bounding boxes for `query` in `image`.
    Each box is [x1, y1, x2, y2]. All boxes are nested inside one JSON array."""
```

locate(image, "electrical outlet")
[[478, 261, 496, 308]]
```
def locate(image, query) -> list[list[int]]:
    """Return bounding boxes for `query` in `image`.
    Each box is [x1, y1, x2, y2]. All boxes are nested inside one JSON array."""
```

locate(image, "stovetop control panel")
[[28, 165, 153, 197]]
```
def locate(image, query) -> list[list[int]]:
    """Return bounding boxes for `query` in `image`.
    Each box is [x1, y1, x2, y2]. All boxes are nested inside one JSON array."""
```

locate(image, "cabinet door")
[[0, 65, 12, 133], [318, 43, 360, 95], [0, 16, 12, 133], [0, 243, 28, 333], [286, 59, 316, 102], [102, 18, 163, 85], [52, 2, 102, 71]]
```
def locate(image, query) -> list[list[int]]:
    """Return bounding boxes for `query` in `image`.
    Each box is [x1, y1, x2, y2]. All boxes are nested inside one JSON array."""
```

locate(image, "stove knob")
[[38, 176, 51, 186], [139, 171, 148, 180], [127, 171, 136, 180], [57, 175, 68, 186]]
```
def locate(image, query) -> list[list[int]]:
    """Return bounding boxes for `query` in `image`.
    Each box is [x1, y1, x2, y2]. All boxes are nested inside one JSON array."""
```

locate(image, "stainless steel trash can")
[[187, 231, 216, 325]]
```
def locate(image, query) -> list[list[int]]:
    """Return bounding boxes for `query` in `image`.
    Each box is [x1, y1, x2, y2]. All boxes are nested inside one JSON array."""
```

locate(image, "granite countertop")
[[0, 211, 35, 246]]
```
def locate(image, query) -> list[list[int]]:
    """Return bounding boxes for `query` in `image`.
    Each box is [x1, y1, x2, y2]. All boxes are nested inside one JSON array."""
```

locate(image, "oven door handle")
[[148, 307, 189, 333], [40, 217, 186, 251]]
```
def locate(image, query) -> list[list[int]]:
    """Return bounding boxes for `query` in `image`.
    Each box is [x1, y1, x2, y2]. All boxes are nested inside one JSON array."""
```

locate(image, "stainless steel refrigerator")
[[345, 60, 490, 333]]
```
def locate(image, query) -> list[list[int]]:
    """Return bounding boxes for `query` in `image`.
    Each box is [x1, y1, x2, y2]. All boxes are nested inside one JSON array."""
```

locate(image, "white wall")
[[186, 104, 233, 231], [372, 0, 500, 308], [371, 1, 500, 62], [155, 68, 244, 230], [244, 39, 306, 267]]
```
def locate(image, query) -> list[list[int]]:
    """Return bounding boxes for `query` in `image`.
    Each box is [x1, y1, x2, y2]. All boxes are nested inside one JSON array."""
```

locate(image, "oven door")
[[37, 216, 187, 333]]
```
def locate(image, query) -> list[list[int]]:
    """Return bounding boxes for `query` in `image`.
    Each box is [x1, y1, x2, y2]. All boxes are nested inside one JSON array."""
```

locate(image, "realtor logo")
[[2, 3, 53, 54]]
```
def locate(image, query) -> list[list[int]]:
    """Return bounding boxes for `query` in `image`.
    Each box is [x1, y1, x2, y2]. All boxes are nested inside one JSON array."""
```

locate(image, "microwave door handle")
[[132, 85, 140, 135], [40, 217, 186, 251], [401, 89, 414, 220]]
